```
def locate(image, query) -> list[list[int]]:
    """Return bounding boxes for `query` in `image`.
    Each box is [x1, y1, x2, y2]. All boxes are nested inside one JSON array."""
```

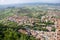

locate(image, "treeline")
[[0, 23, 36, 40]]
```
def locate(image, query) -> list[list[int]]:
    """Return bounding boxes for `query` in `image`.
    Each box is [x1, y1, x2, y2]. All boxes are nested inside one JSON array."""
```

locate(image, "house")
[[57, 29, 60, 40], [18, 29, 28, 34]]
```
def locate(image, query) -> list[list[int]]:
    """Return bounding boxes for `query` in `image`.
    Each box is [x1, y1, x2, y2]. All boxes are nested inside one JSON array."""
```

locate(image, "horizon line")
[[0, 2, 60, 5]]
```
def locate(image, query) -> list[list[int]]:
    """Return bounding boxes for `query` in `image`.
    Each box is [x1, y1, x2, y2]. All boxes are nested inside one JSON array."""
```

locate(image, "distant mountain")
[[0, 3, 60, 9]]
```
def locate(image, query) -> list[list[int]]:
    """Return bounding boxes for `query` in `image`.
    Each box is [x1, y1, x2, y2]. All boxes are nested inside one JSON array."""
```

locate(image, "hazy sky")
[[0, 0, 60, 5]]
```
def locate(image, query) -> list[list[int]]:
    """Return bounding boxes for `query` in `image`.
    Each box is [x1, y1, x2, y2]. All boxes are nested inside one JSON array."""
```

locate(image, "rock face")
[[57, 29, 60, 40], [56, 19, 60, 40]]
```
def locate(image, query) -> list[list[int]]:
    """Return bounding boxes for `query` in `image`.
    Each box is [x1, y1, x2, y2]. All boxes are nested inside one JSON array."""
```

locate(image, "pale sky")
[[0, 0, 60, 5]]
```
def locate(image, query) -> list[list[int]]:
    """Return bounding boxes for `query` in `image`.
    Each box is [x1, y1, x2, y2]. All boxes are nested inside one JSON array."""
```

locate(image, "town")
[[0, 3, 60, 40], [7, 15, 59, 40]]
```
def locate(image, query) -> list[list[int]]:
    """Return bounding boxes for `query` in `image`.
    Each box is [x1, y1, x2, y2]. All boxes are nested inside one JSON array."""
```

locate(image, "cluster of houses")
[[18, 28, 57, 40], [7, 15, 60, 40], [56, 19, 60, 40], [8, 15, 39, 26], [41, 16, 60, 40], [41, 15, 56, 23]]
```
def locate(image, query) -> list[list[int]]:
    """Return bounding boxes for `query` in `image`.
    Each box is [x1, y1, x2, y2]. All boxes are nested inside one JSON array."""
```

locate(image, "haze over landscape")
[[0, 0, 60, 40], [0, 0, 60, 5]]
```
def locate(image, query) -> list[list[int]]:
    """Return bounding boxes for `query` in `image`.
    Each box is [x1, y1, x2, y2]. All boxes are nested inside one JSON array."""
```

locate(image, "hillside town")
[[7, 15, 60, 40], [0, 1, 60, 40]]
